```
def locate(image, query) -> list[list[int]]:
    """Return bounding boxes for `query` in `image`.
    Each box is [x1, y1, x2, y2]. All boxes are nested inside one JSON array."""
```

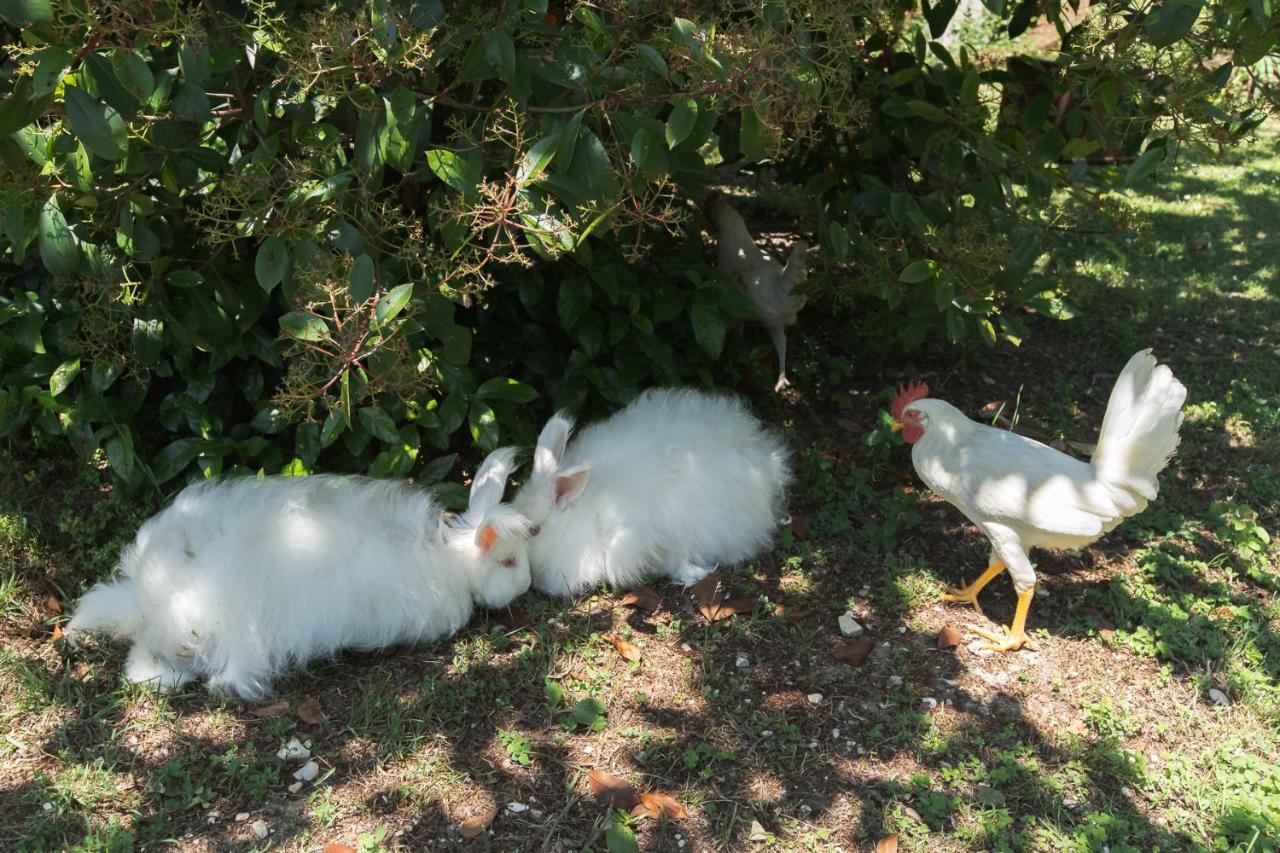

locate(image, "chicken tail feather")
[[1091, 349, 1187, 511]]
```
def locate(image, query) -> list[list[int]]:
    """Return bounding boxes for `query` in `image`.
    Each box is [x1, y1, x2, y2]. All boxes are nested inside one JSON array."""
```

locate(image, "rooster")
[[706, 192, 808, 392], [890, 350, 1187, 652]]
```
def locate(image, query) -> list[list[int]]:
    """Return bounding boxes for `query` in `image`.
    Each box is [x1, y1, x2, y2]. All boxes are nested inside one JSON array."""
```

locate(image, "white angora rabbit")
[[66, 448, 532, 700], [513, 387, 792, 596]]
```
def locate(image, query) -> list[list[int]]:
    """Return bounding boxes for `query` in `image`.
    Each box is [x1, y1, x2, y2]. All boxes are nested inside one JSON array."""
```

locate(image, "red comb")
[[889, 380, 930, 421]]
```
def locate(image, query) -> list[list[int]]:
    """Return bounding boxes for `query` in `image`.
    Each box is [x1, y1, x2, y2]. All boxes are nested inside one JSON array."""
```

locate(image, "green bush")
[[0, 0, 1271, 488]]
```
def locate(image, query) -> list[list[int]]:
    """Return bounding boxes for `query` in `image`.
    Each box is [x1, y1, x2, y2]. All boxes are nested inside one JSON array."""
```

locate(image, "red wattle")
[[903, 424, 924, 444]]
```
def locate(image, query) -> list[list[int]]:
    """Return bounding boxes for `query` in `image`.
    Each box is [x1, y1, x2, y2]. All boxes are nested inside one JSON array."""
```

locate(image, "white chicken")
[[890, 349, 1187, 652], [706, 192, 808, 392]]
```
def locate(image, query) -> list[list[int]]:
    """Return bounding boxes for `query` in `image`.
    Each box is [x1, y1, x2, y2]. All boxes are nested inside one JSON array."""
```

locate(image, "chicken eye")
[[500, 557, 516, 568], [529, 525, 541, 537]]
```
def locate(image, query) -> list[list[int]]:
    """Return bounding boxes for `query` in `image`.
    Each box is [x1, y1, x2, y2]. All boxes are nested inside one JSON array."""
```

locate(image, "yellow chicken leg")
[[940, 561, 1005, 616], [971, 586, 1040, 652]]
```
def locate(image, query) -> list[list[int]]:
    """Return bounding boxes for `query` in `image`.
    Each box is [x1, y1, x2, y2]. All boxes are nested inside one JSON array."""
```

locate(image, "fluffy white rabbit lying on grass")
[[514, 388, 792, 596], [66, 448, 531, 700]]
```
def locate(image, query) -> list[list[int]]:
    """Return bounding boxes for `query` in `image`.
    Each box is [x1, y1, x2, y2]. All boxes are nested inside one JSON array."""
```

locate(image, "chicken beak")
[[890, 422, 904, 433]]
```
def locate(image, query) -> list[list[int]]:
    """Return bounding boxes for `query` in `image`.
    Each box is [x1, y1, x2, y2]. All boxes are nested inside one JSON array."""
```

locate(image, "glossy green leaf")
[[49, 358, 79, 395], [468, 400, 499, 451], [557, 275, 591, 330], [37, 195, 79, 276], [358, 407, 402, 443], [899, 259, 935, 283], [375, 282, 414, 326], [665, 96, 698, 149], [64, 85, 128, 160], [691, 292, 726, 358], [475, 377, 538, 403], [636, 43, 668, 76], [349, 254, 375, 302], [1125, 146, 1166, 185], [255, 236, 288, 292], [1144, 0, 1204, 48], [150, 438, 200, 484], [0, 0, 51, 27], [32, 47, 69, 97], [279, 311, 329, 341], [518, 133, 559, 185]]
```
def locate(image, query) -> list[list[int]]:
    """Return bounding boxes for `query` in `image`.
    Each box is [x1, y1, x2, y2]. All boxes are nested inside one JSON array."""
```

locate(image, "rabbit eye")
[[500, 557, 516, 568], [529, 525, 541, 537]]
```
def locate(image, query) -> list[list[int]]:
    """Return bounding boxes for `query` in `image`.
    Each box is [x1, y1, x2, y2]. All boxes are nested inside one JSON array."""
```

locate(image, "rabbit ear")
[[554, 464, 590, 508], [473, 505, 532, 554], [469, 446, 519, 516], [534, 412, 575, 474]]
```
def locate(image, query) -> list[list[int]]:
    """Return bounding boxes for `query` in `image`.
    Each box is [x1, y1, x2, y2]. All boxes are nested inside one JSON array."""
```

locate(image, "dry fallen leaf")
[[72, 662, 92, 681], [937, 626, 962, 649], [689, 574, 722, 607], [620, 586, 660, 612], [604, 633, 642, 662], [458, 806, 497, 838], [1099, 628, 1115, 641], [788, 514, 812, 540], [323, 845, 358, 853], [876, 833, 899, 853], [295, 696, 324, 725], [835, 417, 860, 434], [45, 595, 62, 614], [587, 770, 641, 810], [249, 699, 291, 718], [832, 638, 874, 667], [631, 791, 688, 820], [50, 624, 65, 642], [699, 597, 758, 623]]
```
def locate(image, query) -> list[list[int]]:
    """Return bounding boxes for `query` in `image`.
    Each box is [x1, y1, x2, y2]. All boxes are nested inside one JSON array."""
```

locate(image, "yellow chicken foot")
[[940, 561, 1006, 616], [970, 587, 1040, 652]]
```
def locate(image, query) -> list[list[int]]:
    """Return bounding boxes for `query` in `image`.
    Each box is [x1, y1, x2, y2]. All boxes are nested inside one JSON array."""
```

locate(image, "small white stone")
[[1208, 688, 1230, 706], [235, 813, 250, 823], [858, 587, 870, 597], [761, 730, 773, 737], [583, 745, 593, 754], [838, 612, 863, 637], [507, 802, 528, 813], [288, 781, 303, 794], [1035, 588, 1049, 598], [735, 654, 750, 668], [42, 802, 53, 813], [293, 760, 320, 782], [250, 820, 269, 840], [888, 675, 903, 688], [681, 643, 693, 653], [807, 693, 823, 705], [276, 738, 310, 761], [831, 728, 840, 739], [749, 819, 768, 842], [921, 697, 938, 710], [897, 626, 907, 634]]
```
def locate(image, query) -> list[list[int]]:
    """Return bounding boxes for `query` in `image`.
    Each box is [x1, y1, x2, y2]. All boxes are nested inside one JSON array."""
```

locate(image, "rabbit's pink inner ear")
[[554, 466, 590, 507], [477, 523, 499, 554]]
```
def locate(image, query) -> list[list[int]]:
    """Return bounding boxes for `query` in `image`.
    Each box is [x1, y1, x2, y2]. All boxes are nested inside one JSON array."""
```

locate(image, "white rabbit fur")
[[514, 387, 792, 596], [66, 448, 532, 700]]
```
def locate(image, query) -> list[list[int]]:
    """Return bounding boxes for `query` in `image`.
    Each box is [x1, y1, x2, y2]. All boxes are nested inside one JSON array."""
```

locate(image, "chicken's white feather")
[[901, 350, 1186, 594]]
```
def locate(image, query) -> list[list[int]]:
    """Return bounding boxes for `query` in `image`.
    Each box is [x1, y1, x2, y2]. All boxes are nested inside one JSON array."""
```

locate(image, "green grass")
[[3, 131, 1280, 850]]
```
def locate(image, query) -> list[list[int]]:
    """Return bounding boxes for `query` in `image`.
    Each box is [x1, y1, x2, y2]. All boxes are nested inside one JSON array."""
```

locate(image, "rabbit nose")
[[529, 525, 541, 537]]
